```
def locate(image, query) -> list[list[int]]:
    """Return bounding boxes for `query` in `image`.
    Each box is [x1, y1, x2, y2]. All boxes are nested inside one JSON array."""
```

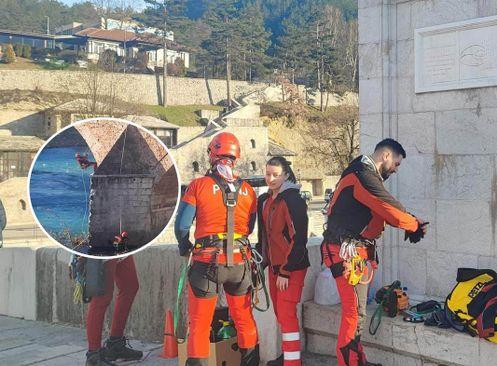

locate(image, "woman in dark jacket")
[[257, 156, 310, 366]]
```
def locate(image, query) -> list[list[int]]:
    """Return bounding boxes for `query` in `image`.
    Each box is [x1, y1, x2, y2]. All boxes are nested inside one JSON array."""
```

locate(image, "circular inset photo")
[[28, 117, 180, 258]]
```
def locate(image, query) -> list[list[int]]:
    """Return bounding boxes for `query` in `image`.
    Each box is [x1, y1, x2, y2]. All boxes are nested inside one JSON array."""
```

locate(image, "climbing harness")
[[339, 239, 358, 261], [347, 255, 374, 286], [207, 173, 241, 267]]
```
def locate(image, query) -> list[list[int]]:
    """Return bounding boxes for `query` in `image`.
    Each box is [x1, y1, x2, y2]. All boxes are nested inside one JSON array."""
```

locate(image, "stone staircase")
[[303, 301, 497, 366]]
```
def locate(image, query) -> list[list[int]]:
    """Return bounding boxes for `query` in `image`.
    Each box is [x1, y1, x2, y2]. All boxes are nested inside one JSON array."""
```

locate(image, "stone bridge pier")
[[73, 119, 179, 250]]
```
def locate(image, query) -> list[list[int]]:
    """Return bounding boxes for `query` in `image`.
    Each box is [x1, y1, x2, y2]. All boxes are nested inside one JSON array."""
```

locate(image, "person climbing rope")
[[84, 256, 142, 366], [111, 231, 128, 254], [321, 138, 429, 366], [174, 132, 260, 366], [257, 156, 310, 366], [76, 153, 97, 170]]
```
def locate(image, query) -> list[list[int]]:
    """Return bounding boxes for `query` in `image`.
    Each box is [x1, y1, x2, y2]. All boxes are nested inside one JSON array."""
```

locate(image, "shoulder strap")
[[208, 173, 242, 267]]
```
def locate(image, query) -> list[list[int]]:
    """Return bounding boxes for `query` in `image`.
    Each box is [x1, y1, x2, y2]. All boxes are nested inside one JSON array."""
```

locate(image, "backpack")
[[445, 268, 497, 343]]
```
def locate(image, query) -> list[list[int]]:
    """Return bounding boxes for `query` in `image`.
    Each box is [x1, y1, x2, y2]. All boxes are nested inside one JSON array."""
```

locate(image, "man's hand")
[[404, 220, 429, 243], [417, 218, 429, 235], [276, 275, 289, 291]]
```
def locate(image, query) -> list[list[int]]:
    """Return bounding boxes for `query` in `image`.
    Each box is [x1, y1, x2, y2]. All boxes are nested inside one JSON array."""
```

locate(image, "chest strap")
[[208, 173, 242, 267]]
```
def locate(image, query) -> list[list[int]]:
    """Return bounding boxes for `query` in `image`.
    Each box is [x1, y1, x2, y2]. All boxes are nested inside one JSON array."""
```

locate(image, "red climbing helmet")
[[207, 132, 240, 165]]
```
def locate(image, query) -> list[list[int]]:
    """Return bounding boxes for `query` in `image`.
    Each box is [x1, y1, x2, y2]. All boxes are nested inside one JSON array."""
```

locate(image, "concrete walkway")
[[0, 315, 337, 366], [0, 315, 174, 366]]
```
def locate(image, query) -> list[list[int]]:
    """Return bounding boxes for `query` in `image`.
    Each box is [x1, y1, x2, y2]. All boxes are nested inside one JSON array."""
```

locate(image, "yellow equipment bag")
[[446, 268, 497, 343]]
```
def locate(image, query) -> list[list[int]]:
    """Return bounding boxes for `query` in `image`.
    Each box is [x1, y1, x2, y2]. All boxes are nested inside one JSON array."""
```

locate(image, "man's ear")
[[383, 150, 391, 161]]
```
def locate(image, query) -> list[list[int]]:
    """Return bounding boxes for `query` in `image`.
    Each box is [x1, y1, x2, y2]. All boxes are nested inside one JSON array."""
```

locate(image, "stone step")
[[303, 301, 497, 366]]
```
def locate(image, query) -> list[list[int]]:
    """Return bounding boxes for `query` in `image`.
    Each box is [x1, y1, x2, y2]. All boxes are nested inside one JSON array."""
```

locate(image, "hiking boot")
[[103, 336, 143, 361], [266, 354, 283, 366], [85, 350, 117, 366], [366, 362, 382, 366]]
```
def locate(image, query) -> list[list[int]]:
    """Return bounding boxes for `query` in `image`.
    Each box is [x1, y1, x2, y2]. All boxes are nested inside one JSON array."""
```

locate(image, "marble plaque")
[[415, 15, 497, 93]]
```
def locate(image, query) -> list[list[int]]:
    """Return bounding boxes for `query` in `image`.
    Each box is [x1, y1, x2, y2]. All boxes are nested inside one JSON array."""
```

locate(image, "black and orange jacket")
[[257, 182, 310, 278], [323, 155, 419, 245]]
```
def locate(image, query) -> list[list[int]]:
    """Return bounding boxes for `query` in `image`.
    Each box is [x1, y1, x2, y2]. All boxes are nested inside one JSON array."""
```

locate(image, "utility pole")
[[123, 28, 127, 74], [162, 0, 168, 107], [226, 36, 232, 109]]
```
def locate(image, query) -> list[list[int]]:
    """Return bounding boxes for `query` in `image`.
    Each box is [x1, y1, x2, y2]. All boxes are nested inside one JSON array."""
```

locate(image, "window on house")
[[250, 139, 256, 148], [193, 161, 199, 172], [19, 199, 26, 210], [251, 161, 257, 171], [156, 129, 174, 147]]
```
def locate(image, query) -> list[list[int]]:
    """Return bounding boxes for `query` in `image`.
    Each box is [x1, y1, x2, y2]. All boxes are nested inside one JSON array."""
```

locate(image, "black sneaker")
[[266, 354, 283, 366], [366, 362, 382, 366], [103, 336, 143, 361], [86, 349, 117, 366]]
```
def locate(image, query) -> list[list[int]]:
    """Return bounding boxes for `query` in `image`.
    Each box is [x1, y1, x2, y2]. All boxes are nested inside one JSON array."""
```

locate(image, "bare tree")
[[344, 20, 359, 90], [306, 105, 359, 173], [92, 0, 115, 29], [78, 61, 127, 117]]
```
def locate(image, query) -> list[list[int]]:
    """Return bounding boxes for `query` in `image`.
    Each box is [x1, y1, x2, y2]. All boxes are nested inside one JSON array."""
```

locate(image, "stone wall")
[[0, 177, 35, 226], [0, 239, 323, 362], [359, 0, 497, 299], [89, 175, 158, 247], [0, 70, 265, 106]]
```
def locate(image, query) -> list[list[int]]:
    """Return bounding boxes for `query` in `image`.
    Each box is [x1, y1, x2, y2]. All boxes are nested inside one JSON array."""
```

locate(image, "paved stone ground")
[[0, 315, 173, 366], [0, 315, 337, 366]]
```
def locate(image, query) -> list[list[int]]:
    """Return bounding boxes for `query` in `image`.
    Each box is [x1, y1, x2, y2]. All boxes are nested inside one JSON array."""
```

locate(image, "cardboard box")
[[178, 337, 241, 366]]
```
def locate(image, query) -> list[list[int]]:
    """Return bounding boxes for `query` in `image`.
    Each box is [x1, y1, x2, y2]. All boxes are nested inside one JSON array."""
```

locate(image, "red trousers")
[[187, 261, 258, 360], [322, 244, 369, 366], [86, 256, 139, 351], [269, 269, 307, 366]]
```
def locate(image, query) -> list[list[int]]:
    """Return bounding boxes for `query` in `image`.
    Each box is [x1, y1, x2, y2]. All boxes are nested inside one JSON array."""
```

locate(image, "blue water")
[[30, 146, 94, 243]]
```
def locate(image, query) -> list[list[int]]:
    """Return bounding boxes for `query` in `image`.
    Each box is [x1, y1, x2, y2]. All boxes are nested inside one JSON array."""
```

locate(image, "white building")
[[73, 27, 189, 68]]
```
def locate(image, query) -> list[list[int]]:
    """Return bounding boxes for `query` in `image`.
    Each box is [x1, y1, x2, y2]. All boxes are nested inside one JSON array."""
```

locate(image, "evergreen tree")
[[202, 0, 243, 107], [237, 1, 271, 82]]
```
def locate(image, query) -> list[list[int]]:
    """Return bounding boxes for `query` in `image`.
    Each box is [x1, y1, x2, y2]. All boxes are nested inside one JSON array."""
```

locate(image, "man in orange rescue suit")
[[321, 138, 429, 366], [174, 132, 259, 366]]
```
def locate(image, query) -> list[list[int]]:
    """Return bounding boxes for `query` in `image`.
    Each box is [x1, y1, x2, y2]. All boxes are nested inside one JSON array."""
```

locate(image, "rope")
[[80, 166, 89, 235], [248, 247, 270, 312], [369, 302, 383, 335], [118, 127, 128, 234], [174, 252, 192, 344]]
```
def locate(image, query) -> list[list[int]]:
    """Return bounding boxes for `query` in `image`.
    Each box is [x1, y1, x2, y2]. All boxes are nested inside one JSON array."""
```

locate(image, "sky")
[[60, 0, 147, 11]]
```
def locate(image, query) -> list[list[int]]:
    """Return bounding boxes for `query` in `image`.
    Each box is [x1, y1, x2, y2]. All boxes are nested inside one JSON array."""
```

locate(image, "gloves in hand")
[[404, 222, 428, 243], [178, 239, 193, 257]]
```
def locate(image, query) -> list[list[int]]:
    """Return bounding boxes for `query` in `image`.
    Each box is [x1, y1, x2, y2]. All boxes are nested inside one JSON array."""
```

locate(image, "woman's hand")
[[276, 275, 289, 291]]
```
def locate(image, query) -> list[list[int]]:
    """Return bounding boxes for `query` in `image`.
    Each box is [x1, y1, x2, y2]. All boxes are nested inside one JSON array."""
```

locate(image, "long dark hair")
[[266, 156, 297, 183]]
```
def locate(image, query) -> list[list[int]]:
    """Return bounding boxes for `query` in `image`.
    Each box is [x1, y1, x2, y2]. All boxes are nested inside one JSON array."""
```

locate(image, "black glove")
[[178, 239, 193, 257], [404, 222, 429, 243]]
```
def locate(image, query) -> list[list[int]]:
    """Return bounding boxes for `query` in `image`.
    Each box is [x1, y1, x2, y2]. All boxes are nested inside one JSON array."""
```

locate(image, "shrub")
[[22, 44, 31, 59], [3, 44, 16, 63], [13, 44, 23, 58]]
